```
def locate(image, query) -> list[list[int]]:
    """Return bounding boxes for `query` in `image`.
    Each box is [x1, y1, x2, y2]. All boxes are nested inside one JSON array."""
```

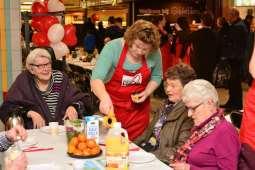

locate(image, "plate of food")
[[67, 149, 102, 159], [129, 151, 156, 164], [67, 133, 102, 159], [40, 125, 66, 134]]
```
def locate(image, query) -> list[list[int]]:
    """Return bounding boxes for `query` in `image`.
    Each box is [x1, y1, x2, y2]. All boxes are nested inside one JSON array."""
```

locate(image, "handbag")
[[212, 57, 231, 88]]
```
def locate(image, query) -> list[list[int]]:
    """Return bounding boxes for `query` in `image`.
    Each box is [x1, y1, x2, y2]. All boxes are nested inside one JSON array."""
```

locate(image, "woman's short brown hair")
[[164, 63, 197, 86], [124, 19, 160, 51]]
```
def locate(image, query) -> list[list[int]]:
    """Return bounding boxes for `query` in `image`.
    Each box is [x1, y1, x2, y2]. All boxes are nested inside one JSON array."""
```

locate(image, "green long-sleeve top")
[[91, 38, 162, 84]]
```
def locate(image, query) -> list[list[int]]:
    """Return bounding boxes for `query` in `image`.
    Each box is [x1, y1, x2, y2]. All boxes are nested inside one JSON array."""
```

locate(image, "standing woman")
[[91, 20, 162, 140], [171, 16, 191, 65]]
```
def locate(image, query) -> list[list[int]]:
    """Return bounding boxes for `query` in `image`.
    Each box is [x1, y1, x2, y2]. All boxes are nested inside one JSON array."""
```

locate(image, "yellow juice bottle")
[[105, 122, 129, 170]]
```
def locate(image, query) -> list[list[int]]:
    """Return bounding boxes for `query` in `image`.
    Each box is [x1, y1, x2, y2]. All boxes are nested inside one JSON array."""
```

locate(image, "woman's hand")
[[99, 97, 114, 115], [5, 152, 28, 170], [27, 111, 45, 128], [5, 125, 27, 142], [64, 106, 78, 120], [170, 162, 190, 170], [134, 90, 149, 103]]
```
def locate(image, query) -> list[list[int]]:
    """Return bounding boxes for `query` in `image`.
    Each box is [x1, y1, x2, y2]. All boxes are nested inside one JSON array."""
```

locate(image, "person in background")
[[239, 44, 255, 169], [243, 14, 254, 85], [170, 79, 240, 170], [1, 125, 27, 170], [0, 48, 91, 129], [216, 17, 231, 60], [152, 15, 170, 98], [91, 20, 162, 140], [134, 64, 196, 163], [221, 8, 248, 110], [97, 21, 106, 53], [115, 17, 125, 34], [104, 16, 123, 43], [171, 16, 191, 65], [189, 11, 218, 83], [83, 18, 97, 56]]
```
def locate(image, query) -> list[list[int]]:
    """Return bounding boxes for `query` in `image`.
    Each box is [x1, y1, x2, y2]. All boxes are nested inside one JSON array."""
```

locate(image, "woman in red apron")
[[91, 20, 162, 140]]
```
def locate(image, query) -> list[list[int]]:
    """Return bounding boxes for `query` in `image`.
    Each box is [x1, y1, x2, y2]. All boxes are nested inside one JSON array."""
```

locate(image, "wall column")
[[0, 0, 22, 103]]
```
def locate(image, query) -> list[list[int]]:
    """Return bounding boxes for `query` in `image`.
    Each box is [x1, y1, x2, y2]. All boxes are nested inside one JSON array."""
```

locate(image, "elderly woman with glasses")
[[134, 63, 196, 164], [91, 20, 162, 140], [170, 79, 240, 170], [0, 48, 89, 129]]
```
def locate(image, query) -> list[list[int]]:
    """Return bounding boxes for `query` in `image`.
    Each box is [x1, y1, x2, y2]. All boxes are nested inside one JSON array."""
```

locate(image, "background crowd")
[[1, 6, 255, 170]]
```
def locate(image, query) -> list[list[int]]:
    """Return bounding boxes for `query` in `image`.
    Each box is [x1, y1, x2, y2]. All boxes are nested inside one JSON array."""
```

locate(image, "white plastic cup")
[[49, 122, 59, 135]]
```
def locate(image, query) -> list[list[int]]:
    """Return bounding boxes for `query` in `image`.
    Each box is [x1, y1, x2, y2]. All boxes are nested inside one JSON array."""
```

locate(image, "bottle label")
[[106, 154, 128, 169]]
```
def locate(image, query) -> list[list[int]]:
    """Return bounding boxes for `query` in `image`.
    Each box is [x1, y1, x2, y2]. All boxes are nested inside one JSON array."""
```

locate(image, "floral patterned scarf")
[[153, 100, 175, 144], [170, 110, 224, 163]]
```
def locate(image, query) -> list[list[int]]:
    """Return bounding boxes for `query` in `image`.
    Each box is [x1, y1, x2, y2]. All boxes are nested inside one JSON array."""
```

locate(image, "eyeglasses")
[[31, 62, 51, 70], [187, 102, 203, 112]]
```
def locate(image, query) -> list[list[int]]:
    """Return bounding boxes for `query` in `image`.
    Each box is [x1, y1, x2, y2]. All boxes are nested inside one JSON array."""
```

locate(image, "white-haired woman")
[[170, 79, 240, 170], [0, 48, 88, 129]]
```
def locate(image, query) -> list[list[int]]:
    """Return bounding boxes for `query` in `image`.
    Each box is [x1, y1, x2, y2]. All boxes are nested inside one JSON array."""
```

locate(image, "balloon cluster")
[[31, 0, 77, 59]]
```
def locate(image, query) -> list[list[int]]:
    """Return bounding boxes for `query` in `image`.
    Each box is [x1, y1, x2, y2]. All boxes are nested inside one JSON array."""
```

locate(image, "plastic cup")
[[49, 122, 59, 135]]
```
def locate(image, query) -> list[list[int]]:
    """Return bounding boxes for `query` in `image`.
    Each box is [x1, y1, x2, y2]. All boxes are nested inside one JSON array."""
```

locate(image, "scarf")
[[170, 110, 223, 163], [153, 100, 175, 144]]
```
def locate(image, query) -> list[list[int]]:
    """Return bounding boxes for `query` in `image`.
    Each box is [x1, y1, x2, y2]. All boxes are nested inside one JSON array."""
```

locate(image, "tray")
[[67, 149, 102, 159]]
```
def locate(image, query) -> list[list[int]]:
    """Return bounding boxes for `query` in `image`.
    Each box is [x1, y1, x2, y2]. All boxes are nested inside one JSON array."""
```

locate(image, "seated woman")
[[170, 79, 240, 170], [134, 63, 196, 163], [0, 48, 89, 129]]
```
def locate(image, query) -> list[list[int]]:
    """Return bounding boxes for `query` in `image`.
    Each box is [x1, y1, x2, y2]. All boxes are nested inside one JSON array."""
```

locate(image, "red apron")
[[105, 44, 151, 140]]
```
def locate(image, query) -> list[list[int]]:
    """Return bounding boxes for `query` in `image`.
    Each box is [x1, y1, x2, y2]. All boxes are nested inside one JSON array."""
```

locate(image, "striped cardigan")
[[0, 132, 12, 152]]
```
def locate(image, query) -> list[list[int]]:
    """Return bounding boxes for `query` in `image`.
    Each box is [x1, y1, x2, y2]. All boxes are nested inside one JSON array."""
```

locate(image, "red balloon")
[[31, 16, 59, 33], [31, 17, 44, 32], [42, 16, 59, 32], [31, 2, 47, 14], [62, 24, 77, 46], [32, 32, 50, 47]]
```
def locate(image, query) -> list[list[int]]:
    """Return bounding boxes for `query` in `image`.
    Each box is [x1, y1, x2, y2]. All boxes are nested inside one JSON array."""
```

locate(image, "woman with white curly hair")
[[170, 79, 240, 170], [0, 48, 89, 129]]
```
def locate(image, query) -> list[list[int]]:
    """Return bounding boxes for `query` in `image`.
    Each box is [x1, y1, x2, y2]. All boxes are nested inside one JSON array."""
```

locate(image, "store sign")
[[135, 1, 201, 22]]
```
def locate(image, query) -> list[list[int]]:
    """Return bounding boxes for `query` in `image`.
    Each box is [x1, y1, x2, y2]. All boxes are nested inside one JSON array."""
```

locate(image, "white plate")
[[129, 151, 156, 164], [40, 125, 66, 134], [18, 137, 38, 149]]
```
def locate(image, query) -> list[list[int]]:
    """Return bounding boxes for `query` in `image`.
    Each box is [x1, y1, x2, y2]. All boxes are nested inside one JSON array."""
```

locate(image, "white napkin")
[[27, 163, 60, 170]]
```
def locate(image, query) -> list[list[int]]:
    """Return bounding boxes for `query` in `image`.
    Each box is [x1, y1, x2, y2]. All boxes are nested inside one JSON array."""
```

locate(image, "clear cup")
[[49, 122, 59, 135]]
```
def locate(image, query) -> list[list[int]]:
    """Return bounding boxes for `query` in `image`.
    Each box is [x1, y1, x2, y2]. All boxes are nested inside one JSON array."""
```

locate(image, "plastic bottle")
[[105, 122, 129, 170]]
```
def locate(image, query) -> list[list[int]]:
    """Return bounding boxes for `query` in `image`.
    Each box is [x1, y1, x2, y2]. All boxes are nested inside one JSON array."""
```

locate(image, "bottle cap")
[[113, 122, 121, 129]]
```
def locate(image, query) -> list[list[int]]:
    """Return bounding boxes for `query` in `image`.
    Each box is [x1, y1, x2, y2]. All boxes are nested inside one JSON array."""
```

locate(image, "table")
[[1, 129, 171, 170]]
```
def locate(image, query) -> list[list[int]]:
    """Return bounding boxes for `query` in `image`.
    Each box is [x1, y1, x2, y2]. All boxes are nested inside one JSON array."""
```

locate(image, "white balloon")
[[50, 42, 70, 59], [47, 0, 65, 12], [47, 23, 64, 43]]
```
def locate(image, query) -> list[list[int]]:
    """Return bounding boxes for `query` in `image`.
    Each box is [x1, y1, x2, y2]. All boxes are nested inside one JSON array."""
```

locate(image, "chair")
[[230, 110, 243, 129]]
